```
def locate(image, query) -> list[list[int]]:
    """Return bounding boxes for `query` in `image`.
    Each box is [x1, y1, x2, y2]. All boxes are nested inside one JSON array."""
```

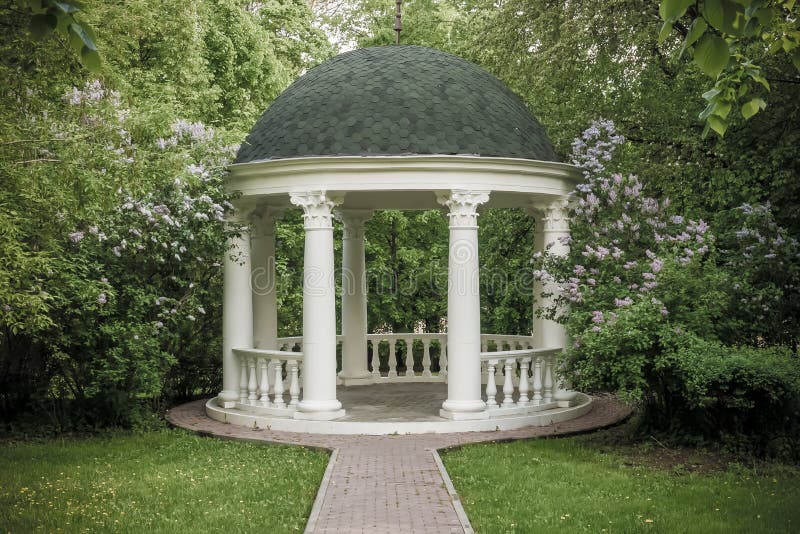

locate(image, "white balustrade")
[[387, 339, 398, 378], [422, 340, 432, 378], [518, 358, 530, 405], [233, 348, 303, 415], [258, 357, 270, 405], [227, 333, 566, 420], [371, 341, 381, 378], [485, 359, 499, 408], [480, 347, 561, 416], [403, 338, 415, 378]]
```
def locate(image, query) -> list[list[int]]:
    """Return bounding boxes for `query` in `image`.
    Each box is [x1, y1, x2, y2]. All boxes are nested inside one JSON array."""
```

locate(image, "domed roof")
[[234, 45, 558, 164]]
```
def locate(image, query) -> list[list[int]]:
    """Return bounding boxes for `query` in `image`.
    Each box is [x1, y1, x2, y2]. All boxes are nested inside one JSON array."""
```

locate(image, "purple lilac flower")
[[615, 296, 633, 307], [69, 231, 84, 243], [97, 293, 107, 305], [650, 258, 664, 273]]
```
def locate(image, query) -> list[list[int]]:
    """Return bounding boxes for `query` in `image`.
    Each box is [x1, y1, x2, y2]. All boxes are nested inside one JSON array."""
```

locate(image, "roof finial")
[[394, 0, 402, 45]]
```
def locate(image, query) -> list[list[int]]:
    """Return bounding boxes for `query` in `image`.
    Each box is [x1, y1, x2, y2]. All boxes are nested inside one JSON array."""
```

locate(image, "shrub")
[[655, 332, 800, 459], [536, 119, 800, 455]]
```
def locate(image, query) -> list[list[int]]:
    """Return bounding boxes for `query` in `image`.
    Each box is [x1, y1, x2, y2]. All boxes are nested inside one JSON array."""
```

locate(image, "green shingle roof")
[[234, 45, 558, 164]]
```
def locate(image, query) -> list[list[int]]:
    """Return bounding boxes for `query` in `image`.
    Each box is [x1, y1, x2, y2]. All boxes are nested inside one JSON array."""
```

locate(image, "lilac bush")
[[41, 80, 242, 422], [533, 119, 800, 453]]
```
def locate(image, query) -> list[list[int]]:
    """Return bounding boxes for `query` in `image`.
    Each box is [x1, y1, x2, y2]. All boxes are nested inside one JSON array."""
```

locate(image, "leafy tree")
[[658, 0, 800, 136], [14, 0, 100, 70]]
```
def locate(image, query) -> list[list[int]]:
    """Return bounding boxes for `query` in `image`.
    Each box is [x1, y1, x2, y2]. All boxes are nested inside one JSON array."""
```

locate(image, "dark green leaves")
[[693, 34, 730, 77], [658, 0, 694, 43], [659, 0, 695, 20], [29, 13, 58, 38], [21, 0, 101, 72], [703, 0, 746, 36]]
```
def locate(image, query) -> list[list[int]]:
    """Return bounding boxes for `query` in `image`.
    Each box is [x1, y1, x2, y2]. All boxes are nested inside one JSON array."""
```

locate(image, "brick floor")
[[166, 396, 631, 533]]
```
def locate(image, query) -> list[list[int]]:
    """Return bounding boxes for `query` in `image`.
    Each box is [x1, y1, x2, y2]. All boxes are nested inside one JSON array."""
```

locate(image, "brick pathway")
[[167, 396, 631, 533]]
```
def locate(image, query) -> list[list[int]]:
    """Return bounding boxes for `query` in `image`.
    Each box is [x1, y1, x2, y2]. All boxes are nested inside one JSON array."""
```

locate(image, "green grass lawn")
[[0, 429, 328, 533], [442, 435, 800, 534]]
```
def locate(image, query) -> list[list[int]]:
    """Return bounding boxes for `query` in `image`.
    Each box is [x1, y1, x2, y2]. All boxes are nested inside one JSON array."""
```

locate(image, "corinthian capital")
[[251, 207, 285, 238], [290, 191, 343, 230], [336, 209, 373, 239], [530, 198, 570, 232], [227, 200, 257, 226], [436, 190, 490, 228]]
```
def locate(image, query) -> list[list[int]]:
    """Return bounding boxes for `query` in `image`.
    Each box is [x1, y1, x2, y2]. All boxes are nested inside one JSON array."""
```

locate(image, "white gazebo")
[[206, 45, 591, 434]]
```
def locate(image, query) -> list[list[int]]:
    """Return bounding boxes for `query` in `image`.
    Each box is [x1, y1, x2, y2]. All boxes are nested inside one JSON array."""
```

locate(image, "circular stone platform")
[[203, 382, 594, 435]]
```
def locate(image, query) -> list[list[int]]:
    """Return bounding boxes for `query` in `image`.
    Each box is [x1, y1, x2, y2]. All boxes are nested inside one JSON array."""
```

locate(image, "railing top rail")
[[234, 348, 303, 360], [365, 332, 445, 339], [480, 347, 561, 361]]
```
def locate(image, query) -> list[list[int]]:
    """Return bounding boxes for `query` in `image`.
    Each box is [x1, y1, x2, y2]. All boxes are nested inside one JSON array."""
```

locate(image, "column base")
[[293, 409, 346, 421], [439, 408, 490, 421], [339, 376, 375, 387], [555, 390, 578, 408], [217, 391, 239, 409]]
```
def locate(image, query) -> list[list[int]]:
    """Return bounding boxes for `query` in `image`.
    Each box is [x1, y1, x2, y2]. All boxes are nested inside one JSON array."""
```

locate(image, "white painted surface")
[[205, 393, 592, 435], [218, 207, 254, 408], [290, 192, 344, 418], [338, 210, 373, 382], [438, 190, 489, 418]]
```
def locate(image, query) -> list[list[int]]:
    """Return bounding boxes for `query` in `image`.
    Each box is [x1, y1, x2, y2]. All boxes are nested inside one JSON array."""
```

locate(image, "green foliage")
[[536, 121, 799, 454], [0, 0, 328, 427], [654, 332, 800, 457], [17, 0, 100, 71], [659, 0, 800, 135]]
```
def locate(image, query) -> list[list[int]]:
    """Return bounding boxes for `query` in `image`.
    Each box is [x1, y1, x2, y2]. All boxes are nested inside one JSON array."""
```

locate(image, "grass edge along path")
[[0, 428, 328, 533], [442, 436, 800, 534]]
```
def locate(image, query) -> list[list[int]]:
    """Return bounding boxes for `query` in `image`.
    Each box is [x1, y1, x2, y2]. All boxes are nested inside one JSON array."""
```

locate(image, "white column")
[[337, 209, 373, 386], [437, 190, 490, 420], [531, 198, 577, 407], [251, 209, 281, 350], [218, 203, 254, 408], [290, 191, 345, 420]]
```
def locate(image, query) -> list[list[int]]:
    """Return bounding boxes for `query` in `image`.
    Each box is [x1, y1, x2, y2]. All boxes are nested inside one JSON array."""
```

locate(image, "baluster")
[[266, 360, 277, 394], [422, 340, 432, 377], [371, 341, 381, 378], [288, 360, 300, 407], [441, 343, 448, 377], [502, 358, 515, 407], [247, 357, 258, 402], [404, 338, 415, 378], [485, 359, 499, 408], [273, 359, 286, 408], [258, 357, 270, 405], [518, 358, 530, 406], [388, 339, 398, 378], [239, 357, 248, 403], [543, 353, 553, 403], [532, 355, 543, 404]]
